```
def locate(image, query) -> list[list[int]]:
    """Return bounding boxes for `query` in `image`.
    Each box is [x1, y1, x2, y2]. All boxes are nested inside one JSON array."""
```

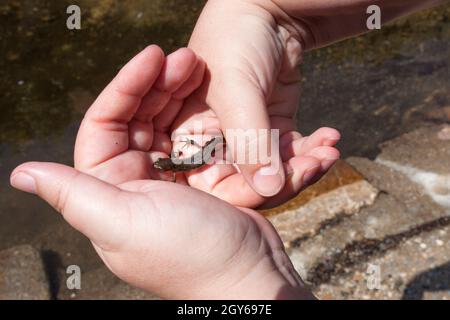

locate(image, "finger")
[[170, 99, 219, 135], [269, 116, 297, 137], [151, 131, 172, 155], [179, 135, 265, 208], [280, 131, 302, 161], [197, 166, 265, 208], [303, 127, 341, 148], [129, 119, 154, 151], [155, 48, 198, 93], [153, 98, 183, 133], [185, 161, 237, 194], [258, 156, 321, 209], [175, 173, 189, 186], [281, 127, 340, 159], [209, 75, 285, 197], [295, 127, 340, 156], [75, 45, 165, 169], [134, 48, 198, 123], [87, 45, 165, 122], [133, 88, 171, 123], [10, 162, 135, 251], [173, 58, 206, 99], [305, 146, 340, 172], [192, 153, 322, 209], [153, 51, 205, 132]]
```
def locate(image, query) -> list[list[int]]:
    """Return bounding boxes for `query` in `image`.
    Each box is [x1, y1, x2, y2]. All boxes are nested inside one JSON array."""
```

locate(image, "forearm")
[[253, 0, 447, 49], [271, 0, 444, 17]]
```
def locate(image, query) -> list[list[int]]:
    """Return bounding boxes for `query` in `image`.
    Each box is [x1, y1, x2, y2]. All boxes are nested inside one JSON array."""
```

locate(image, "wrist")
[[239, 0, 311, 50], [191, 245, 315, 300], [227, 265, 315, 300]]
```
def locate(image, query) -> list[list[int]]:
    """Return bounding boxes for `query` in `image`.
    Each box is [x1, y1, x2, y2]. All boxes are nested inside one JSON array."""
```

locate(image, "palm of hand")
[[74, 46, 200, 185], [72, 45, 293, 298], [95, 178, 285, 299]]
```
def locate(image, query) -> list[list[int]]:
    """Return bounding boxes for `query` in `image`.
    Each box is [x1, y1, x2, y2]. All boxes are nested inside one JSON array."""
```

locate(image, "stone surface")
[[313, 222, 450, 300], [57, 266, 159, 300], [376, 125, 450, 176], [0, 245, 50, 300], [265, 160, 378, 246], [34, 220, 102, 274], [280, 125, 450, 299]]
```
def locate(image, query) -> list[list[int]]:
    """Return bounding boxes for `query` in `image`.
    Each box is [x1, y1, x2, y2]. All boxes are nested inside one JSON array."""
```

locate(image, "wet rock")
[[351, 125, 450, 210], [346, 157, 447, 223], [265, 160, 378, 246], [313, 223, 450, 300], [437, 125, 450, 141], [0, 245, 50, 300], [285, 125, 450, 299], [57, 266, 159, 300]]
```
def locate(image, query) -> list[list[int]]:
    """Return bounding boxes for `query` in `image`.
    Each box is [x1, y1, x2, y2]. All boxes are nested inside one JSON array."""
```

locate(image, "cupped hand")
[[10, 161, 312, 299], [170, 95, 340, 209], [74, 45, 205, 185], [10, 46, 313, 299]]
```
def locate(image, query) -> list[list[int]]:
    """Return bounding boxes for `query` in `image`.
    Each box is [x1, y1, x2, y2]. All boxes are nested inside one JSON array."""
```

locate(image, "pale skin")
[[184, 0, 444, 205], [10, 0, 443, 299]]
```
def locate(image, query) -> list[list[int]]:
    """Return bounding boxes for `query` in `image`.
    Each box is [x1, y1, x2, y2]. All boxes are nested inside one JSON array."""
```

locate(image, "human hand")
[[188, 0, 341, 200], [10, 46, 314, 299], [73, 45, 205, 184], [187, 0, 442, 201], [170, 96, 340, 209], [10, 161, 314, 299]]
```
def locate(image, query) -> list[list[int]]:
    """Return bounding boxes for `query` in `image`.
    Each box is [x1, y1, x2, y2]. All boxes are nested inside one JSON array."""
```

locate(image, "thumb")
[[10, 162, 130, 251], [209, 76, 285, 197]]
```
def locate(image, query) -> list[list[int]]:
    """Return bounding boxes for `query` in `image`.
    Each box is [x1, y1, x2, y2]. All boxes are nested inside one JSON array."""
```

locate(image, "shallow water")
[[0, 1, 449, 256], [0, 0, 205, 250]]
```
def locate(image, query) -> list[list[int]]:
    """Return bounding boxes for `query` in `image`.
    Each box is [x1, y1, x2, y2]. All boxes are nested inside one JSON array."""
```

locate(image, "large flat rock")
[[313, 221, 450, 300], [264, 160, 378, 246], [374, 125, 450, 209], [277, 125, 450, 299], [0, 245, 50, 300]]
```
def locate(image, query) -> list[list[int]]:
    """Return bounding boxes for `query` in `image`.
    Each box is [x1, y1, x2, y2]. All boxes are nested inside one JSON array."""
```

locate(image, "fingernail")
[[252, 166, 284, 197], [10, 172, 37, 194], [303, 166, 320, 185]]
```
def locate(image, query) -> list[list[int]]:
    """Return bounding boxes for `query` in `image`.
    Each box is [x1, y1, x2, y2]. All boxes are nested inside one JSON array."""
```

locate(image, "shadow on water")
[[402, 261, 450, 300], [41, 250, 63, 300]]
